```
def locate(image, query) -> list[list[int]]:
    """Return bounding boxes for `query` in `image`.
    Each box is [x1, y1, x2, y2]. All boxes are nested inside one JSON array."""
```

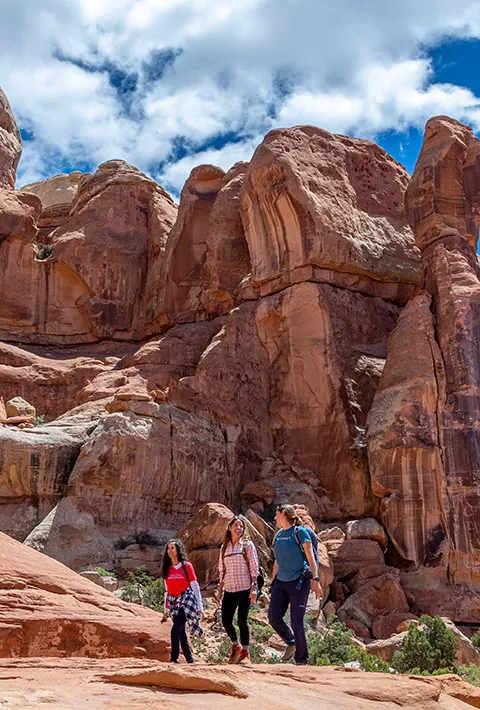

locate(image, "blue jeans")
[[268, 578, 310, 664]]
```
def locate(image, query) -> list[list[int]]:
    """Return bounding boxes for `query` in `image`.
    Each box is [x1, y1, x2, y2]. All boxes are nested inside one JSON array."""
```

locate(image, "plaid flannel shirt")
[[218, 539, 259, 593]]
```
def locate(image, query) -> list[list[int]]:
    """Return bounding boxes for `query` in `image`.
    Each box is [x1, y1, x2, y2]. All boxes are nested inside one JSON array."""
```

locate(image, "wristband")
[[313, 577, 320, 582]]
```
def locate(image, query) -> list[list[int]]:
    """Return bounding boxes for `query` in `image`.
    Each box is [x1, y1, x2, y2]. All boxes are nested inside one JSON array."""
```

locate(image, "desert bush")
[[457, 664, 480, 687], [32, 243, 52, 260], [119, 566, 164, 611], [392, 616, 458, 674], [93, 567, 116, 578], [33, 414, 45, 427], [306, 618, 390, 671], [470, 631, 480, 648]]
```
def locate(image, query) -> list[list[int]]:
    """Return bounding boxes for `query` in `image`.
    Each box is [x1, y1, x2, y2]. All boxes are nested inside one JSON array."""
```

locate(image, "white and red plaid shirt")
[[218, 539, 259, 593]]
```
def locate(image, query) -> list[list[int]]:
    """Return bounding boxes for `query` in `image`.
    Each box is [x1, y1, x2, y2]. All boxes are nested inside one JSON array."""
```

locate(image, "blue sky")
[[1, 1, 480, 197]]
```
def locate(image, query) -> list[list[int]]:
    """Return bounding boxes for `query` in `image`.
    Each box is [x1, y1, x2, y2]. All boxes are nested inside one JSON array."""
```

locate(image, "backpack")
[[221, 541, 264, 592], [293, 526, 319, 562]]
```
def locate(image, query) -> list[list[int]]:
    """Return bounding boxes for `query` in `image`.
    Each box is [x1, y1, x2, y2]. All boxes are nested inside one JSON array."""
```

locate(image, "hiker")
[[268, 504, 322, 665], [161, 538, 204, 664], [217, 515, 260, 664]]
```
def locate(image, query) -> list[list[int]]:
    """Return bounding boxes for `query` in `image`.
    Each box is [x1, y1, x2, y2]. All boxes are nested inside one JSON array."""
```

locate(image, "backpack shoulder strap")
[[181, 561, 190, 583], [241, 540, 254, 584]]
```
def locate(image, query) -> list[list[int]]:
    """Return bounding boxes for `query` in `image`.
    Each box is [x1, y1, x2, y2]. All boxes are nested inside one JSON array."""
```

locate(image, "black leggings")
[[170, 607, 193, 662], [221, 589, 251, 647]]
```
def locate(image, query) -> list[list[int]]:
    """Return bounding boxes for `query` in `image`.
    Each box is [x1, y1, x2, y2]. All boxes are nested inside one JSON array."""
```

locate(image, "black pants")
[[170, 607, 193, 663], [221, 589, 251, 647], [268, 578, 310, 664]]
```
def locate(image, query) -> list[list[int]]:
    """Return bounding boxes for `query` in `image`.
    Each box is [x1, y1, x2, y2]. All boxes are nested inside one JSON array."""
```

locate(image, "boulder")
[[244, 508, 274, 546], [345, 619, 371, 639], [329, 539, 385, 581], [0, 530, 169, 658], [371, 613, 417, 640], [5, 396, 36, 419], [240, 481, 276, 506], [337, 569, 410, 634], [178, 503, 272, 588], [346, 518, 388, 549], [24, 497, 115, 571]]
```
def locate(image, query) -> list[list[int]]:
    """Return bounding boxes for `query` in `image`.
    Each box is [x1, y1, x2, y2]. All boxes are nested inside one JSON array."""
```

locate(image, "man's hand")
[[311, 579, 322, 600], [161, 613, 169, 623], [214, 586, 223, 603]]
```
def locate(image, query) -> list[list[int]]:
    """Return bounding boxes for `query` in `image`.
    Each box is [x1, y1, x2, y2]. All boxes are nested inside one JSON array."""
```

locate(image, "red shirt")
[[165, 562, 196, 597]]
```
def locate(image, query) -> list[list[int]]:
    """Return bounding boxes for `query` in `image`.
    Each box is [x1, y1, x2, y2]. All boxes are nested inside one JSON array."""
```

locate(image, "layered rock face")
[[10, 84, 480, 620], [21, 171, 85, 238], [0, 159, 177, 344], [241, 126, 420, 302], [367, 116, 480, 621]]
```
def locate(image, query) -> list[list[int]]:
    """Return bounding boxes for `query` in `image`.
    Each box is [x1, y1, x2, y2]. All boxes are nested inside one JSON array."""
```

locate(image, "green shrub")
[[250, 620, 274, 643], [32, 243, 52, 260], [470, 631, 480, 648], [94, 567, 116, 578], [457, 664, 480, 687], [306, 618, 390, 672], [33, 414, 45, 427], [119, 566, 164, 611], [307, 619, 356, 666], [392, 616, 458, 674]]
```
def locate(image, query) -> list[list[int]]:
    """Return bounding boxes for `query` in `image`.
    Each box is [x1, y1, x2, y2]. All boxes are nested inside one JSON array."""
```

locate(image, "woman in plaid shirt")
[[217, 516, 259, 664]]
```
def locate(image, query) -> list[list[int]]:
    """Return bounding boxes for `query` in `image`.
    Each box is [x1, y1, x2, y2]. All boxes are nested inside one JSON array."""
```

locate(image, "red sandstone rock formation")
[[21, 171, 85, 238], [241, 125, 420, 302], [0, 88, 21, 190], [0, 530, 169, 658], [1, 661, 479, 709], [367, 116, 480, 622], [3, 83, 478, 634]]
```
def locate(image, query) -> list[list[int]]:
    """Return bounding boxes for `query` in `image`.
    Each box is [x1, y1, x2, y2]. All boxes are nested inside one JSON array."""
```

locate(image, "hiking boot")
[[236, 649, 251, 664], [227, 643, 241, 664], [281, 644, 296, 662]]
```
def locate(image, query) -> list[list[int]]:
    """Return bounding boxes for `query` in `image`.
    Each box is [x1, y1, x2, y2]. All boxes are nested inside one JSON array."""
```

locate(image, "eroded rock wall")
[[367, 116, 480, 621]]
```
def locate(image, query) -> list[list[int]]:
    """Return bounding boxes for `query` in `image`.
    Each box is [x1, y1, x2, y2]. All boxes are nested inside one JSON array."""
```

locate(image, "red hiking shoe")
[[236, 649, 251, 664], [227, 643, 241, 664]]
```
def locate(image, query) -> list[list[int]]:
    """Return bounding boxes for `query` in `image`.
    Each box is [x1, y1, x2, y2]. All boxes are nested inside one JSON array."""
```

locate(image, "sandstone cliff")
[[0, 86, 478, 625]]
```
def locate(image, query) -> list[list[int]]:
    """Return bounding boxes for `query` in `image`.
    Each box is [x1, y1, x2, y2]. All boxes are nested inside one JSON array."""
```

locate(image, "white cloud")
[[1, 0, 480, 194]]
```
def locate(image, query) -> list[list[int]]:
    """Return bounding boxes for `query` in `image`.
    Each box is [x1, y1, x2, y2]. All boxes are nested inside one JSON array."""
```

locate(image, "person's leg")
[[289, 579, 311, 664], [176, 608, 194, 663], [170, 610, 182, 662], [268, 579, 295, 645], [221, 592, 239, 644], [236, 589, 251, 648]]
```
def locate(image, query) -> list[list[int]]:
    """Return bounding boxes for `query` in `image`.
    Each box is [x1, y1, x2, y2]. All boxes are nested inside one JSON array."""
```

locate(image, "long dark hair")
[[221, 515, 247, 552], [161, 538, 188, 578]]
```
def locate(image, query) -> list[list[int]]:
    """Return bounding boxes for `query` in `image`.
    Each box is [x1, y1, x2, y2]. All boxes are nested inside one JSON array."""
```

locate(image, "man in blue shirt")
[[268, 504, 322, 665]]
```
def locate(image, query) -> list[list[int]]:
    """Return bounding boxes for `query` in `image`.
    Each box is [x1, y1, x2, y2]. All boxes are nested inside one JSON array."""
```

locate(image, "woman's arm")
[[190, 579, 204, 612], [246, 541, 260, 579], [302, 540, 322, 599], [271, 559, 278, 582]]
